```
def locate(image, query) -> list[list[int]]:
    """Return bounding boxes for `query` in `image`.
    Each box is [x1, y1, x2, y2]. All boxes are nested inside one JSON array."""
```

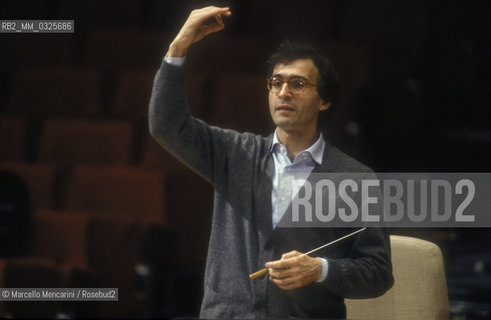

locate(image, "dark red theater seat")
[[86, 216, 170, 317], [0, 162, 56, 210], [140, 135, 186, 170], [0, 257, 62, 318], [64, 165, 166, 223], [37, 118, 134, 167], [31, 210, 90, 267], [164, 167, 213, 265], [111, 71, 208, 122], [8, 68, 102, 117], [0, 116, 27, 161]]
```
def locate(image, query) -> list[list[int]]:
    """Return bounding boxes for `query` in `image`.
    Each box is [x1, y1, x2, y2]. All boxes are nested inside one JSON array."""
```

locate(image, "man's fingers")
[[281, 250, 302, 259], [215, 14, 224, 25], [270, 275, 295, 286], [194, 6, 231, 24], [266, 253, 322, 290], [265, 259, 291, 269], [265, 251, 314, 291], [269, 275, 302, 290], [213, 7, 232, 16], [269, 266, 298, 279], [265, 253, 302, 269], [201, 22, 224, 37]]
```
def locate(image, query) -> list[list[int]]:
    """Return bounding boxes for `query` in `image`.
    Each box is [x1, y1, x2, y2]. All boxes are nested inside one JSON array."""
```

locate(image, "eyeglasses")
[[266, 76, 317, 94]]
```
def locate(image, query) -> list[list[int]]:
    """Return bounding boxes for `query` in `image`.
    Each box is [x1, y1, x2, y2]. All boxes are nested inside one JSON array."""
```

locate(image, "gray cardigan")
[[149, 61, 393, 319]]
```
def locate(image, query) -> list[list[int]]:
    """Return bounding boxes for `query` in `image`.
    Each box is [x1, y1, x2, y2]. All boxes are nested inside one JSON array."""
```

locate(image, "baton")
[[249, 227, 366, 280]]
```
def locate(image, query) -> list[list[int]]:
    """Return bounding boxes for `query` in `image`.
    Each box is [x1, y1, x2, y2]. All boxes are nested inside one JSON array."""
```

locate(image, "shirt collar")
[[270, 129, 325, 165]]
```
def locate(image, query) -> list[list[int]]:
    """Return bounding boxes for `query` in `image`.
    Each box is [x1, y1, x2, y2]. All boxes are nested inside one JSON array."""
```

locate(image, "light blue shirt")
[[270, 130, 328, 282], [164, 54, 186, 66], [164, 54, 328, 282]]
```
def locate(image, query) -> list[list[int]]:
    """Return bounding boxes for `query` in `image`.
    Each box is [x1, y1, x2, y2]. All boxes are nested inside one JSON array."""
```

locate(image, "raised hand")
[[169, 6, 232, 57]]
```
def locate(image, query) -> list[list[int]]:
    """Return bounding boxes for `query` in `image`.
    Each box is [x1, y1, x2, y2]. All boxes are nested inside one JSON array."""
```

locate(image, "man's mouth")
[[275, 104, 296, 112]]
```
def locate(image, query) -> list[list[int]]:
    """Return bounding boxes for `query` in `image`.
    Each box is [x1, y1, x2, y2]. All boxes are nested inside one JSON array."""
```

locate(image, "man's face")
[[268, 59, 330, 133]]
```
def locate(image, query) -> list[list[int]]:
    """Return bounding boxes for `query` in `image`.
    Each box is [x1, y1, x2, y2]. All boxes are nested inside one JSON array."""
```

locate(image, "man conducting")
[[149, 6, 393, 319]]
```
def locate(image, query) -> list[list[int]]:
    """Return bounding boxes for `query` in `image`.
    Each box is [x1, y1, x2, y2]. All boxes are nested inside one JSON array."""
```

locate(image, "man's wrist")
[[168, 40, 188, 57]]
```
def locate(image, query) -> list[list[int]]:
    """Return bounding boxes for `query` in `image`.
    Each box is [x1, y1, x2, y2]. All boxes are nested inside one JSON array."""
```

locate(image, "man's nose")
[[278, 82, 292, 100]]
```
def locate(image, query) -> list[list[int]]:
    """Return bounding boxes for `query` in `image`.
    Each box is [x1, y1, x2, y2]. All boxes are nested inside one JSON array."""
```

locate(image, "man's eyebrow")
[[272, 73, 309, 81]]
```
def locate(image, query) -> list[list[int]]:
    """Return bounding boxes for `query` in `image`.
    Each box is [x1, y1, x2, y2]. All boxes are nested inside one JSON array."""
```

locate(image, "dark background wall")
[[0, 0, 489, 319]]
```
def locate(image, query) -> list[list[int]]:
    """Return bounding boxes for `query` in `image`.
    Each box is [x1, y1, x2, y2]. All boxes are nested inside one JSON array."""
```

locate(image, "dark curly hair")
[[266, 41, 340, 128]]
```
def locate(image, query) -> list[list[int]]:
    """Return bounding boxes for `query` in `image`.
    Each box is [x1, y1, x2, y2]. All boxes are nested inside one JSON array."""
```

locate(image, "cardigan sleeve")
[[320, 227, 394, 298], [148, 61, 241, 185]]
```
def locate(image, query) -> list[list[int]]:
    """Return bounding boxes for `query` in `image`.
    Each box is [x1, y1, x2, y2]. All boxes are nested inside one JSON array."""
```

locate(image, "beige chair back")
[[346, 235, 449, 320]]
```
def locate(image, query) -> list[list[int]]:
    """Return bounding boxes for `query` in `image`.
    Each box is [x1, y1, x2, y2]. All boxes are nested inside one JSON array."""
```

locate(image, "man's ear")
[[319, 101, 332, 111]]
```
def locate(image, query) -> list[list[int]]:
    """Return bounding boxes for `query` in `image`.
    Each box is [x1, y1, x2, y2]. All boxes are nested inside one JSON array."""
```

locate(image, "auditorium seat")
[[164, 167, 213, 265], [37, 118, 133, 167], [0, 115, 27, 161], [141, 134, 213, 264], [8, 209, 98, 283], [0, 191, 87, 318], [29, 210, 172, 317], [111, 71, 207, 164], [64, 165, 166, 222], [30, 210, 90, 267], [0, 162, 56, 210], [0, 257, 98, 318], [111, 71, 208, 122], [0, 257, 63, 318], [84, 30, 165, 70], [8, 68, 102, 117], [345, 235, 449, 320], [87, 216, 171, 317], [30, 210, 101, 318], [208, 73, 272, 135], [111, 70, 155, 121], [140, 135, 186, 170]]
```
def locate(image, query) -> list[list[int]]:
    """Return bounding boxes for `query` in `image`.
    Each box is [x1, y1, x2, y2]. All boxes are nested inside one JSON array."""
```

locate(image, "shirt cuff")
[[315, 257, 328, 283], [164, 52, 186, 66]]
